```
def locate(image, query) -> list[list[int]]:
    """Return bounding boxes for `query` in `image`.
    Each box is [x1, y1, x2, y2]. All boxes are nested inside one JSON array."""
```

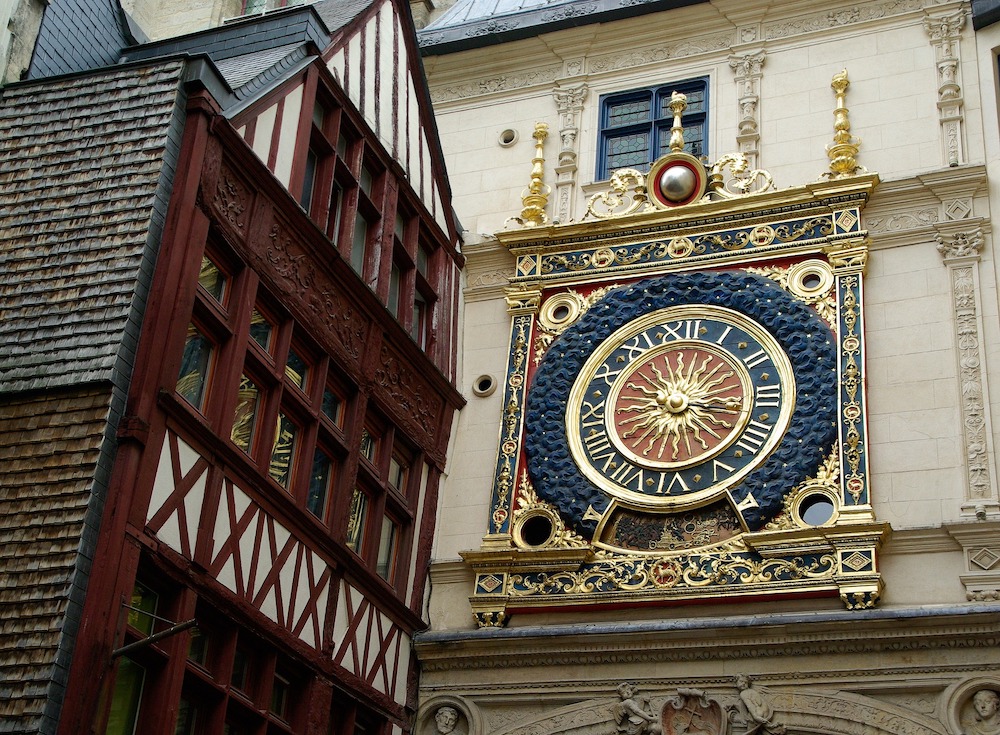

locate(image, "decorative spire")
[[667, 91, 687, 153], [825, 70, 864, 178], [517, 123, 550, 227]]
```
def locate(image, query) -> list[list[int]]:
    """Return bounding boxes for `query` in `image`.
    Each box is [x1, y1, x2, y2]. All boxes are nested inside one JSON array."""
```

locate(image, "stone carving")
[[553, 83, 588, 222], [865, 207, 939, 233], [588, 33, 734, 74], [663, 688, 723, 735], [612, 682, 662, 735], [925, 10, 967, 166], [765, 0, 924, 40], [435, 706, 460, 734], [735, 674, 785, 735], [937, 228, 995, 507], [963, 690, 1000, 735], [728, 52, 765, 168], [430, 66, 563, 102]]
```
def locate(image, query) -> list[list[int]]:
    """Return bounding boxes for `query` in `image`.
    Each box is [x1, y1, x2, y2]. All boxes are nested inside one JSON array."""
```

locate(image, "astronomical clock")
[[464, 86, 889, 627]]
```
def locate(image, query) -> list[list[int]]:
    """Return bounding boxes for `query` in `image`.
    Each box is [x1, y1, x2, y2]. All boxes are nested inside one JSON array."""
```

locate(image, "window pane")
[[231, 375, 260, 453], [269, 413, 297, 489], [321, 388, 343, 426], [176, 324, 213, 410], [605, 131, 650, 173], [376, 516, 396, 580], [662, 88, 705, 116], [249, 309, 273, 352], [329, 183, 343, 242], [301, 148, 318, 210], [312, 102, 326, 129], [412, 291, 427, 347], [187, 629, 208, 666], [198, 257, 227, 302], [285, 347, 307, 389], [416, 245, 429, 277], [105, 658, 145, 735], [388, 263, 401, 317], [394, 213, 405, 241], [270, 674, 290, 719], [607, 97, 651, 127], [126, 581, 158, 635], [351, 212, 368, 275], [389, 455, 406, 493], [231, 647, 250, 691], [359, 428, 376, 462], [359, 166, 373, 196], [346, 488, 368, 552], [307, 449, 334, 519], [174, 698, 198, 735]]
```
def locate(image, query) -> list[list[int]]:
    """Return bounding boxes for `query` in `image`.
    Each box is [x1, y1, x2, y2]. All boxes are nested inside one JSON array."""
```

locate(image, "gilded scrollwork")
[[514, 472, 588, 549], [533, 285, 616, 362], [707, 153, 775, 198], [745, 263, 837, 327], [585, 168, 652, 219]]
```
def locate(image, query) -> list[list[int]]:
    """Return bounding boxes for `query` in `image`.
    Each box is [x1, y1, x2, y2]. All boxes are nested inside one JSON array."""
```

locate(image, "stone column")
[[552, 84, 588, 224], [924, 9, 967, 167], [728, 52, 765, 169]]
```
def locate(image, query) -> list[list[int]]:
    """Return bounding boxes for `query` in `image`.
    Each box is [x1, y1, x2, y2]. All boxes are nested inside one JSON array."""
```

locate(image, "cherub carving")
[[735, 674, 785, 735], [964, 689, 1000, 735], [612, 682, 662, 735]]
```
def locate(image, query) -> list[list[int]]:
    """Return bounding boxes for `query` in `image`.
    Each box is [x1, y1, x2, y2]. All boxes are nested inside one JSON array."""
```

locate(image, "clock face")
[[567, 306, 794, 508], [523, 271, 839, 537]]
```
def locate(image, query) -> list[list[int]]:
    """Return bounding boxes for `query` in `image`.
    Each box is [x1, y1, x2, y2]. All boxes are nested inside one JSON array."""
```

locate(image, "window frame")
[[596, 76, 709, 180]]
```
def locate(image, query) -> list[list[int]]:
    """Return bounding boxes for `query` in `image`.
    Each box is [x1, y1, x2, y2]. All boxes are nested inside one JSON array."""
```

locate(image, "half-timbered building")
[[0, 1, 462, 734]]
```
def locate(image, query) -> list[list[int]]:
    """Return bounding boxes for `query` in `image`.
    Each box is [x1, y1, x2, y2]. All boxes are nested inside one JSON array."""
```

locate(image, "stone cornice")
[[415, 603, 1000, 671]]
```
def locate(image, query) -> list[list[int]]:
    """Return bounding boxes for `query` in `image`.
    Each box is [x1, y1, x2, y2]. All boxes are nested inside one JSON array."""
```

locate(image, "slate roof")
[[0, 61, 186, 395], [312, 0, 376, 32], [418, 0, 708, 53], [214, 42, 312, 99], [0, 387, 115, 734]]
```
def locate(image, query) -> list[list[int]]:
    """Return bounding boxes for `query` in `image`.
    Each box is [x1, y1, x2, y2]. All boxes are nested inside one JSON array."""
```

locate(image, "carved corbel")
[[936, 227, 999, 516], [924, 9, 968, 166]]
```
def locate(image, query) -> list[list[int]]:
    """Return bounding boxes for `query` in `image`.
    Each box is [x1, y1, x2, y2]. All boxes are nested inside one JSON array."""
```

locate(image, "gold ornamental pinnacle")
[[517, 122, 550, 227], [668, 90, 688, 153], [826, 69, 864, 177]]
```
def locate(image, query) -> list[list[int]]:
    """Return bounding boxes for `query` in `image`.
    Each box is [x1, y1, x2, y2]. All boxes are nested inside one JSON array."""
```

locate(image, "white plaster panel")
[[328, 49, 345, 87], [251, 103, 277, 165], [147, 433, 174, 525], [347, 31, 363, 111], [363, 17, 378, 133], [378, 1, 396, 155], [273, 82, 303, 187]]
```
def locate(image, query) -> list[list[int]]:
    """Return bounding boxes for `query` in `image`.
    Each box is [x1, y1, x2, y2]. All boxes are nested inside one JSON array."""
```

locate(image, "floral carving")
[[374, 344, 439, 445], [214, 165, 249, 231]]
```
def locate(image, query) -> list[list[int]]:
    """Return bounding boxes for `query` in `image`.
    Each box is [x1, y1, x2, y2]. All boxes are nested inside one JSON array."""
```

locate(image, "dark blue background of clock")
[[524, 271, 839, 536]]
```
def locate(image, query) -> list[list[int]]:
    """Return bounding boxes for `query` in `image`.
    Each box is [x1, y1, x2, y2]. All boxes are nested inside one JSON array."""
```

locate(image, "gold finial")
[[517, 122, 550, 227], [826, 69, 864, 177], [667, 91, 688, 153]]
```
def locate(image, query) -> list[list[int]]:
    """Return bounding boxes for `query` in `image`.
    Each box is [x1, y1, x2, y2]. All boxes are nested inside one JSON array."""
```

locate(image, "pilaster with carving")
[[552, 83, 588, 223], [728, 52, 765, 169], [924, 9, 967, 167], [936, 227, 999, 516]]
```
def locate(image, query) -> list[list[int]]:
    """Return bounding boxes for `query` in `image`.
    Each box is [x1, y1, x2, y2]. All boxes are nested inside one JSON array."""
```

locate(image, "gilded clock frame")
[[464, 172, 888, 628]]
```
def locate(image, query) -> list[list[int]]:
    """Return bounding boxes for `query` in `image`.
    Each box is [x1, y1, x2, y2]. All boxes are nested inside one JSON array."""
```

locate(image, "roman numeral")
[[656, 472, 691, 495], [581, 399, 605, 428], [714, 325, 733, 345], [594, 362, 624, 386], [743, 349, 770, 369], [754, 384, 781, 408], [712, 459, 735, 481], [735, 420, 772, 454], [608, 462, 643, 490], [619, 332, 654, 360], [662, 320, 703, 342], [735, 491, 758, 512]]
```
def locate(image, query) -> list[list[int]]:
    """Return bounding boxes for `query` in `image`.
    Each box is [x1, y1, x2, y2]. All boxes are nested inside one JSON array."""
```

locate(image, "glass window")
[[597, 77, 708, 179], [269, 413, 298, 489], [388, 455, 406, 494], [198, 256, 227, 303], [346, 488, 368, 552], [126, 581, 158, 635], [285, 347, 308, 390], [301, 148, 318, 210], [376, 516, 397, 581], [176, 324, 213, 410], [105, 658, 145, 735], [387, 263, 401, 317], [249, 309, 273, 352], [231, 375, 261, 453], [321, 387, 343, 426], [307, 449, 334, 519], [359, 428, 376, 462], [350, 212, 368, 275]]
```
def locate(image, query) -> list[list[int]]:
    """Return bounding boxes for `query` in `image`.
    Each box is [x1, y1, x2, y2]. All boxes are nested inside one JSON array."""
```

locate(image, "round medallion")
[[648, 153, 707, 208]]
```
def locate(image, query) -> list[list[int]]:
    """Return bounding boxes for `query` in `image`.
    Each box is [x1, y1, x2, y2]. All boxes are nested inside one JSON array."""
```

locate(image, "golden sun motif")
[[614, 349, 747, 464]]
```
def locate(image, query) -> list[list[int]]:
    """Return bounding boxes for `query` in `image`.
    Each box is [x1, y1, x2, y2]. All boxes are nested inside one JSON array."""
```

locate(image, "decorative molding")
[[429, 65, 563, 103], [552, 83, 588, 223], [587, 32, 735, 74], [924, 9, 968, 167], [947, 521, 1000, 601], [764, 0, 930, 41], [936, 227, 999, 519], [728, 52, 765, 169]]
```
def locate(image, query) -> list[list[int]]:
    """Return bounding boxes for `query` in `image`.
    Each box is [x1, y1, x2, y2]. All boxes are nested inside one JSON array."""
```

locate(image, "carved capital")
[[924, 9, 966, 47], [553, 83, 587, 114], [505, 287, 541, 314], [729, 51, 766, 78], [936, 228, 984, 262]]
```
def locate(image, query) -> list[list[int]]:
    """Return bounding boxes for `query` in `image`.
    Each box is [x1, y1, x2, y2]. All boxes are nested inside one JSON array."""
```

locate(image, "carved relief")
[[937, 229, 996, 510], [213, 163, 250, 233], [553, 83, 588, 222], [764, 0, 925, 40], [430, 66, 563, 102], [962, 688, 1000, 735], [613, 682, 662, 735], [588, 34, 734, 74], [729, 52, 765, 168], [373, 343, 441, 448], [663, 689, 723, 735], [735, 674, 785, 735], [865, 207, 939, 233], [924, 10, 967, 166]]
